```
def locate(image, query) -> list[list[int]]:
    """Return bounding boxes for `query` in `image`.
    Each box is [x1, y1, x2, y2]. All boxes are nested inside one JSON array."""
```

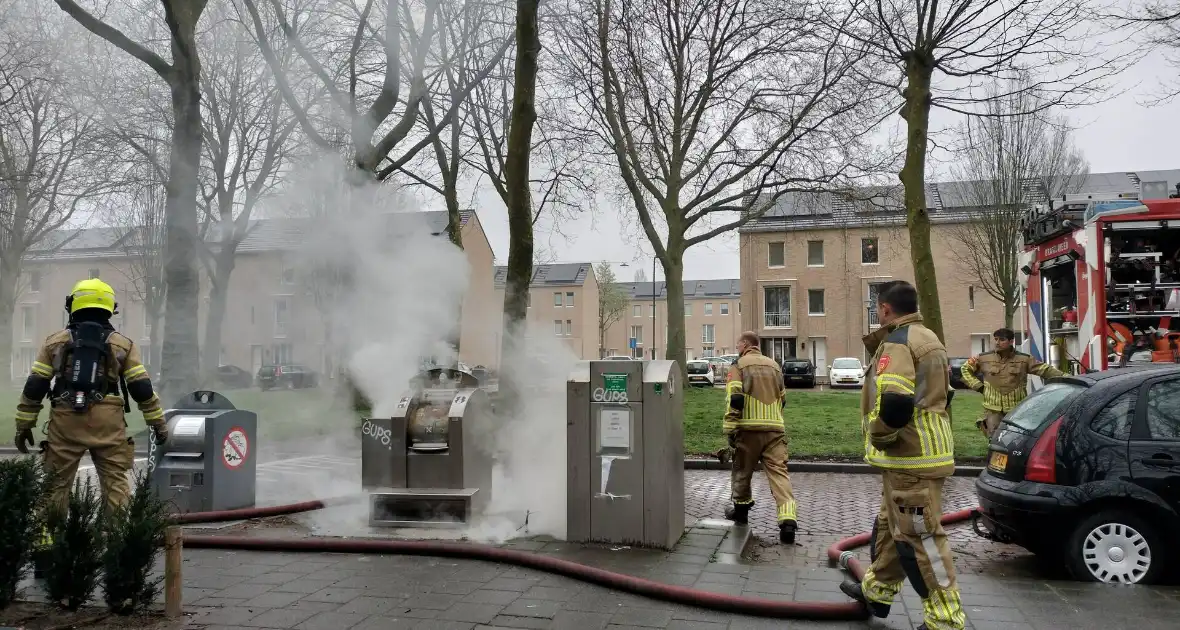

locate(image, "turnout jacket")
[[15, 327, 165, 431], [723, 348, 786, 434], [860, 312, 955, 478], [960, 349, 1062, 413]]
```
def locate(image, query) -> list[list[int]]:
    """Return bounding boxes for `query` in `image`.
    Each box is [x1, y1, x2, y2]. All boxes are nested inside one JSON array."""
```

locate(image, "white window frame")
[[554, 319, 563, 336], [720, 302, 729, 315], [861, 237, 880, 265], [807, 240, 824, 267], [20, 305, 36, 342], [633, 304, 641, 317], [280, 262, 296, 286], [564, 319, 573, 336], [554, 292, 563, 307], [274, 296, 291, 338], [763, 286, 791, 328], [808, 289, 825, 316], [566, 292, 575, 307], [28, 270, 42, 293], [704, 302, 713, 316], [629, 325, 643, 345], [88, 268, 101, 279], [968, 285, 975, 311], [685, 302, 692, 317], [702, 323, 716, 344], [768, 241, 785, 268]]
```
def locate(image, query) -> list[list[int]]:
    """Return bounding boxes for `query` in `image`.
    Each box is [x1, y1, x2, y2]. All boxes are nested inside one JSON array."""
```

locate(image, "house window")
[[702, 324, 715, 344], [272, 343, 293, 364], [14, 347, 35, 380], [720, 303, 729, 315], [566, 292, 574, 307], [861, 238, 879, 264], [763, 287, 791, 328], [633, 304, 641, 317], [280, 263, 295, 285], [968, 285, 975, 311], [565, 320, 572, 336], [768, 241, 785, 268], [144, 312, 153, 339], [554, 320, 563, 336], [808, 289, 825, 315], [20, 306, 35, 341], [554, 292, 562, 306], [704, 302, 713, 316], [629, 325, 643, 358], [807, 240, 824, 266], [274, 297, 289, 337], [867, 282, 887, 327], [28, 271, 41, 293], [685, 302, 692, 316], [88, 268, 101, 279]]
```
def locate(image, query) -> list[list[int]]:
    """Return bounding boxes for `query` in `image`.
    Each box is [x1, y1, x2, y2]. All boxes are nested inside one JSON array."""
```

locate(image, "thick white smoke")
[[262, 153, 576, 543]]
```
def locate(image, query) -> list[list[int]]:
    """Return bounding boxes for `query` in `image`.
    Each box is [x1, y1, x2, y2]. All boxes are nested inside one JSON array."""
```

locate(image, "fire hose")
[[174, 501, 981, 620]]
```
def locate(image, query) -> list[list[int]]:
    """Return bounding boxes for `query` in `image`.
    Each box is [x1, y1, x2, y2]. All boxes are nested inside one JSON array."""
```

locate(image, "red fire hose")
[[173, 501, 981, 620]]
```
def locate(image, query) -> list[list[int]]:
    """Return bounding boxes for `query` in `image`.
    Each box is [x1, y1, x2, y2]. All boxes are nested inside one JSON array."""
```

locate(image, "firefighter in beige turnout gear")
[[960, 327, 1063, 437], [722, 331, 798, 544], [13, 279, 168, 520], [839, 281, 966, 630]]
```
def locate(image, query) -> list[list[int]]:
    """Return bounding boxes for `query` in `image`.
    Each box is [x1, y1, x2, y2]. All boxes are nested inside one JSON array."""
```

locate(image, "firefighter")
[[959, 327, 1063, 437], [839, 280, 966, 630], [722, 331, 798, 544], [13, 279, 168, 517]]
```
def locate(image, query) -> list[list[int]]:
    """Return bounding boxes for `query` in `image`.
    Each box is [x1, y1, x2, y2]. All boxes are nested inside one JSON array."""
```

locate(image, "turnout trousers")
[[861, 470, 966, 630], [41, 401, 135, 517], [730, 429, 797, 523]]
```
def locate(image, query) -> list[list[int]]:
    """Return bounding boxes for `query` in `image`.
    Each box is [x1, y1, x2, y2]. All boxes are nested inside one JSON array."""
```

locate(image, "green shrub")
[[42, 477, 106, 611], [0, 457, 46, 609], [102, 468, 170, 615]]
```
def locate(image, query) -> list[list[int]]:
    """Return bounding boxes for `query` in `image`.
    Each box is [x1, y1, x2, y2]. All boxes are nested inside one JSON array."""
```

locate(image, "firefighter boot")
[[724, 501, 753, 525], [839, 579, 891, 618], [779, 519, 797, 544]]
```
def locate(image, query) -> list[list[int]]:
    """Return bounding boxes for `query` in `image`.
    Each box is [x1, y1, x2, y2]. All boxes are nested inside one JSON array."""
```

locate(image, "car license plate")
[[789, 376, 803, 380], [989, 452, 1008, 472], [840, 379, 855, 383]]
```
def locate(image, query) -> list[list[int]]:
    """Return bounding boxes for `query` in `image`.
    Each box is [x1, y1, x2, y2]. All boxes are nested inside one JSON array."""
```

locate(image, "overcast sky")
[[423, 50, 1180, 284]]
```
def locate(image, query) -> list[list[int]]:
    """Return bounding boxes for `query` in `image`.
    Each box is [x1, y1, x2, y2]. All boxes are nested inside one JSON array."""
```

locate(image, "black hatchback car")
[[974, 364, 1180, 585], [948, 357, 971, 389], [781, 358, 816, 388], [257, 364, 320, 390]]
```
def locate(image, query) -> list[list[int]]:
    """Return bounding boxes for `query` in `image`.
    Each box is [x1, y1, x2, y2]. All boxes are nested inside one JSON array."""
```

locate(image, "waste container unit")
[[147, 390, 258, 514], [362, 367, 495, 528], [567, 360, 684, 550]]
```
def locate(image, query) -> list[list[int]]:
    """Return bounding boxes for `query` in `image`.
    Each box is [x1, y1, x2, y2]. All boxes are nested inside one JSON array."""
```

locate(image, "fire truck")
[[1021, 184, 1180, 373]]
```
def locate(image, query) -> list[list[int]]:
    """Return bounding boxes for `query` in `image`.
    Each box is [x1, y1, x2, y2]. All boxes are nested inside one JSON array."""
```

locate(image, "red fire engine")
[[1021, 185, 1180, 373]]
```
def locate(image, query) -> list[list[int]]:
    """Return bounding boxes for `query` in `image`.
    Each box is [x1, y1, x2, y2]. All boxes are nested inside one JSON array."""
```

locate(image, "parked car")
[[686, 360, 716, 387], [781, 357, 816, 388], [257, 364, 320, 390], [828, 357, 865, 388], [948, 357, 971, 389], [718, 354, 740, 365], [216, 364, 255, 389], [603, 355, 636, 360], [974, 364, 1180, 584]]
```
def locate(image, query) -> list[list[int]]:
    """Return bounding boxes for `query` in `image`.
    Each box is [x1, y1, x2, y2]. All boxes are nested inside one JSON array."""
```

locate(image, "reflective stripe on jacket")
[[860, 313, 955, 477], [723, 348, 785, 433], [960, 350, 1063, 413]]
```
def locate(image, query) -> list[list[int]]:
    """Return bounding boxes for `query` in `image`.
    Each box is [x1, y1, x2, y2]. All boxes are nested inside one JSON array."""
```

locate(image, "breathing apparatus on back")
[[57, 279, 127, 413]]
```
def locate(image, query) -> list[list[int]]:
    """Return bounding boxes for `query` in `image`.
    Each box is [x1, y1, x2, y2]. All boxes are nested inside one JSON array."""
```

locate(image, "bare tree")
[[839, 0, 1127, 342], [594, 261, 627, 359], [553, 0, 888, 373], [196, 4, 302, 379], [108, 141, 169, 372], [1123, 1, 1180, 103], [238, 0, 510, 196], [946, 78, 1089, 329], [55, 0, 211, 395], [0, 10, 110, 374]]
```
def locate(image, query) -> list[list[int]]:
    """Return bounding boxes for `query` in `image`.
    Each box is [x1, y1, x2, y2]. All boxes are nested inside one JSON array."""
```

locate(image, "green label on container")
[[603, 373, 628, 392], [654, 382, 663, 395]]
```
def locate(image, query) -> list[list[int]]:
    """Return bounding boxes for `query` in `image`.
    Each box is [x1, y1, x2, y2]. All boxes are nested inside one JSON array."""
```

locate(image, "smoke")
[[262, 153, 577, 544]]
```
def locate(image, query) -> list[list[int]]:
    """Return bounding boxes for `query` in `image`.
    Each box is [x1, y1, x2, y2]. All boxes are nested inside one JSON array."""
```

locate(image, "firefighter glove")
[[15, 428, 34, 454], [151, 423, 168, 445]]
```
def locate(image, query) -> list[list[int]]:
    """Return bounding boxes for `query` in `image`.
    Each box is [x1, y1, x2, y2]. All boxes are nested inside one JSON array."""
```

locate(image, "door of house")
[[810, 337, 827, 378]]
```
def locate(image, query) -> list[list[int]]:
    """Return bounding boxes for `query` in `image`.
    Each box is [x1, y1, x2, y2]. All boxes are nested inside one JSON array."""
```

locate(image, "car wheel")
[[1065, 509, 1165, 584]]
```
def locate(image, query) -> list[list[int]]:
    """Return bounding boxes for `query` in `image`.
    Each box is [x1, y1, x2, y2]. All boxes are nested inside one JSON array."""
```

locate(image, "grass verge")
[[1, 384, 989, 459]]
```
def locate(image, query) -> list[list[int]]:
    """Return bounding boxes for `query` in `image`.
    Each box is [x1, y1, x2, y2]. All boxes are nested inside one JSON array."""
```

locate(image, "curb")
[[684, 458, 984, 477]]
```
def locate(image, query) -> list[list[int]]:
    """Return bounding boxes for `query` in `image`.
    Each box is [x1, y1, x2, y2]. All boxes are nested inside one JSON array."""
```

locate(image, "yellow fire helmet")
[[65, 278, 118, 314]]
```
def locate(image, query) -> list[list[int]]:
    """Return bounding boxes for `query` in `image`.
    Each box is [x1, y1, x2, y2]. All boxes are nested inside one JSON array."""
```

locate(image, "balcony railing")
[[868, 309, 880, 327], [763, 312, 791, 328]]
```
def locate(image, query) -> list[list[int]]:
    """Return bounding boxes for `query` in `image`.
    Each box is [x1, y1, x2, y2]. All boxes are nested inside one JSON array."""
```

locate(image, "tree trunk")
[[499, 0, 541, 410], [0, 258, 21, 381], [1004, 299, 1016, 330], [159, 21, 205, 399], [662, 249, 687, 379], [899, 54, 944, 343], [443, 173, 464, 363], [148, 310, 163, 381], [201, 250, 235, 383]]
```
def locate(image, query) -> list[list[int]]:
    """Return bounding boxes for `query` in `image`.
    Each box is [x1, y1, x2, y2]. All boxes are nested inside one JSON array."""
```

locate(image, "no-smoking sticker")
[[221, 427, 249, 469]]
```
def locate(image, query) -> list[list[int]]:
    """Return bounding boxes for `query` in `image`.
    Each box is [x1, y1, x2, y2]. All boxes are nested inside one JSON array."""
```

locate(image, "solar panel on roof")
[[544, 265, 581, 283]]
